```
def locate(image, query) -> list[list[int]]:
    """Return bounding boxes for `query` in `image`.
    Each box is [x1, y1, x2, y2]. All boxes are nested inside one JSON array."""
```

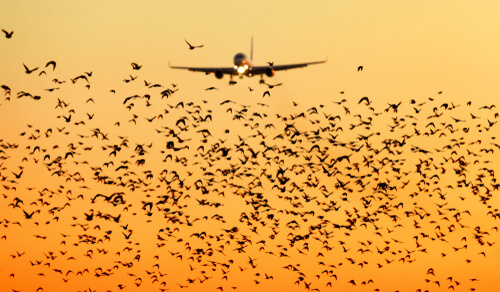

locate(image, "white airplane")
[[169, 38, 326, 84]]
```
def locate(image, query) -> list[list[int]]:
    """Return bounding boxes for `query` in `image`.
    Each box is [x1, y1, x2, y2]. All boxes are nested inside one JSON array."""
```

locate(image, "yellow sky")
[[2, 1, 500, 102], [1, 1, 500, 292]]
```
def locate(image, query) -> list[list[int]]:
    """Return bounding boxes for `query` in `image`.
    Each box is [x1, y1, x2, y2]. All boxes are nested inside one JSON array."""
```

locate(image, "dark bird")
[[358, 96, 371, 105], [12, 170, 23, 179], [45, 61, 56, 71], [131, 62, 142, 70], [1, 84, 11, 95], [263, 91, 270, 97], [185, 39, 204, 50], [23, 63, 39, 74], [357, 66, 363, 71], [1, 29, 13, 38], [123, 231, 132, 239], [264, 82, 282, 89], [23, 210, 36, 219]]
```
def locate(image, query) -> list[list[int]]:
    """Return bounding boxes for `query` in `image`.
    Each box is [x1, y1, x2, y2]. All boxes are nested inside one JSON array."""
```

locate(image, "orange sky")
[[1, 1, 500, 292]]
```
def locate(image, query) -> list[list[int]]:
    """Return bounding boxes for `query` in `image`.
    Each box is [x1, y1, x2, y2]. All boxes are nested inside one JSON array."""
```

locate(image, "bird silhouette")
[[185, 39, 204, 50], [1, 29, 13, 38], [264, 82, 282, 89], [23, 63, 38, 74], [358, 96, 371, 105], [131, 62, 142, 70], [45, 61, 56, 71]]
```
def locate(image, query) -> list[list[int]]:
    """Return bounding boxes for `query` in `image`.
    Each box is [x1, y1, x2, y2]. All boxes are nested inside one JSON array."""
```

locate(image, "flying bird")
[[131, 62, 142, 70], [23, 63, 39, 74], [358, 96, 371, 105], [185, 39, 204, 50], [45, 61, 56, 71], [1, 29, 13, 38], [264, 82, 282, 89]]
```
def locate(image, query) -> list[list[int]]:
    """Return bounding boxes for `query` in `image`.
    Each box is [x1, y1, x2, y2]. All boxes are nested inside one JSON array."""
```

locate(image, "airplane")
[[169, 38, 326, 84]]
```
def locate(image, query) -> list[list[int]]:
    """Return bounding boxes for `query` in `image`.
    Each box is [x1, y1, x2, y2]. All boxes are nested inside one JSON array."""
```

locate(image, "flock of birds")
[[1, 34, 500, 292]]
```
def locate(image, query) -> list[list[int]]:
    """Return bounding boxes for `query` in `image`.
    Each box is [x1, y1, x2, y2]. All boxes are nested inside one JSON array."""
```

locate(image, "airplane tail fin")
[[250, 37, 253, 61]]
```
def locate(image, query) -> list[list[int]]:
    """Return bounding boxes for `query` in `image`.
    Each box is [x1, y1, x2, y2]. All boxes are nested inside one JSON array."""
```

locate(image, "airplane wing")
[[169, 63, 237, 75], [169, 59, 326, 76], [250, 59, 327, 75]]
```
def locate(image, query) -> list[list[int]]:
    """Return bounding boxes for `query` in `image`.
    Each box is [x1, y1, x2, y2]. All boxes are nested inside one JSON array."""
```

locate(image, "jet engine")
[[214, 69, 224, 79], [265, 67, 275, 77]]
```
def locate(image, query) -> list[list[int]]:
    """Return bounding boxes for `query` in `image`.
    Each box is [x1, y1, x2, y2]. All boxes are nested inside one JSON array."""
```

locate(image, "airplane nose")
[[233, 53, 247, 66]]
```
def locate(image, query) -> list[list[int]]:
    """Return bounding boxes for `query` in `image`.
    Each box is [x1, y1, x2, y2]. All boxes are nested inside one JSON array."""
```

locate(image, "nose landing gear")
[[229, 75, 237, 85]]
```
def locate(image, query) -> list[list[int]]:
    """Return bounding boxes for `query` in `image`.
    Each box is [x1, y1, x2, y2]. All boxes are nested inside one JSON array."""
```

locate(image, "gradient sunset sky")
[[1, 1, 500, 292]]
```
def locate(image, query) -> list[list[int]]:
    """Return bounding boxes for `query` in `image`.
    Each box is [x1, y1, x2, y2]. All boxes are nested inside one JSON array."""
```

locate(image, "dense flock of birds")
[[1, 34, 500, 292]]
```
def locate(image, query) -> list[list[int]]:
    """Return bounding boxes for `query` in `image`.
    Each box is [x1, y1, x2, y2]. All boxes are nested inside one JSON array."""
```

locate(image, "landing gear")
[[229, 75, 237, 85], [259, 75, 265, 84]]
